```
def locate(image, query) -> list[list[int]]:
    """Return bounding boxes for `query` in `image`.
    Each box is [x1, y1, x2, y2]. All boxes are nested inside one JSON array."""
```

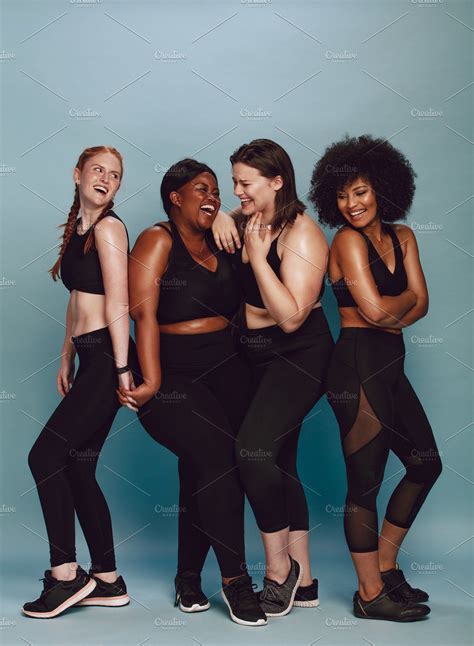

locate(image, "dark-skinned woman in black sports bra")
[[309, 134, 442, 622], [212, 139, 334, 617], [117, 159, 266, 627], [23, 146, 134, 619]]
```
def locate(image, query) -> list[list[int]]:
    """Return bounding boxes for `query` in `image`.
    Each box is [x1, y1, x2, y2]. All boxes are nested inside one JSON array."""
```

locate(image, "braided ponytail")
[[48, 185, 81, 281]]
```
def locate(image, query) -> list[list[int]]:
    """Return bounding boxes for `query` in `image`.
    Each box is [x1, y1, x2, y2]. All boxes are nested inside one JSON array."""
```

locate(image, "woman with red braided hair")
[[23, 146, 135, 618]]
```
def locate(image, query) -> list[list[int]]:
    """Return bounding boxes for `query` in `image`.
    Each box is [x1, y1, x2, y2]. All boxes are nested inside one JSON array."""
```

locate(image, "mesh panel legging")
[[28, 327, 137, 572], [135, 326, 253, 578], [236, 307, 334, 533], [326, 327, 442, 553]]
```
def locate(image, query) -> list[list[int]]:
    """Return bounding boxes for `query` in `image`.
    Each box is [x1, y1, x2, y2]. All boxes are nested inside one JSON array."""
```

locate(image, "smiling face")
[[170, 172, 221, 229], [336, 177, 378, 228], [232, 162, 283, 219], [74, 152, 122, 210]]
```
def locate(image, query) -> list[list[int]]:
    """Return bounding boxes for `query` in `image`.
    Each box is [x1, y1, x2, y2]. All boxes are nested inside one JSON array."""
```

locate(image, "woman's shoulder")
[[286, 212, 328, 244]]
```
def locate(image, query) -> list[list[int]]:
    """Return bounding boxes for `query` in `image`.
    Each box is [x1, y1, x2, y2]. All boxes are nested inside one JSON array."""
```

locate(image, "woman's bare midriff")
[[70, 290, 108, 337], [245, 301, 322, 330], [339, 307, 402, 335], [159, 315, 230, 335]]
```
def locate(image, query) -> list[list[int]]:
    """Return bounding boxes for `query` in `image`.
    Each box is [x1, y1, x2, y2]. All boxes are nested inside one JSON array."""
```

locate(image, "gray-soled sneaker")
[[259, 556, 303, 617], [293, 578, 319, 608]]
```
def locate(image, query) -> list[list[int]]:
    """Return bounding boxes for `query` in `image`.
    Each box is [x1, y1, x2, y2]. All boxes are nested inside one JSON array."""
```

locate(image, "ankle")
[[222, 573, 245, 586], [50, 563, 77, 582], [359, 581, 384, 602], [266, 556, 291, 584], [379, 561, 397, 573], [93, 571, 118, 584]]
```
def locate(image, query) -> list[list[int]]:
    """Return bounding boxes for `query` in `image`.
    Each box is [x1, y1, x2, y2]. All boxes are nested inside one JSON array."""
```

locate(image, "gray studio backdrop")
[[1, 0, 472, 644]]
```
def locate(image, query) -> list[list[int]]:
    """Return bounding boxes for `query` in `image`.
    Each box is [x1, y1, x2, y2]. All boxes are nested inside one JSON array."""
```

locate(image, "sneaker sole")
[[353, 608, 430, 622], [293, 598, 320, 608], [76, 594, 130, 607], [221, 590, 267, 626], [263, 563, 304, 617], [22, 578, 97, 619], [178, 600, 210, 613]]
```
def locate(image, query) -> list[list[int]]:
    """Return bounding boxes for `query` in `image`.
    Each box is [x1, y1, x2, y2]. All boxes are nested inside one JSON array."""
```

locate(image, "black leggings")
[[326, 327, 442, 553], [236, 306, 334, 533], [28, 327, 135, 572], [136, 326, 253, 578]]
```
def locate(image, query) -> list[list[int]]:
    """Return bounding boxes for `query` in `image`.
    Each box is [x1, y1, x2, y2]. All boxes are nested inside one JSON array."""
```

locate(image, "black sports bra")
[[332, 223, 408, 308], [234, 221, 325, 308], [60, 211, 129, 295], [155, 219, 240, 325]]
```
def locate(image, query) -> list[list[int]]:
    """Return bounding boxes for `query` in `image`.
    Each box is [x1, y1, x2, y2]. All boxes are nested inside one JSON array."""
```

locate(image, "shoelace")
[[260, 581, 284, 606], [226, 578, 259, 610], [395, 569, 422, 593], [385, 570, 422, 600]]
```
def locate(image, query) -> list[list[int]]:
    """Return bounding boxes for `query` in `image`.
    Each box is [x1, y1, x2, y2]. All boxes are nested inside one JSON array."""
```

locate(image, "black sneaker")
[[258, 556, 303, 617], [174, 571, 210, 613], [75, 572, 129, 607], [353, 585, 430, 622], [221, 574, 267, 626], [22, 566, 96, 619], [293, 578, 319, 607], [381, 565, 429, 603]]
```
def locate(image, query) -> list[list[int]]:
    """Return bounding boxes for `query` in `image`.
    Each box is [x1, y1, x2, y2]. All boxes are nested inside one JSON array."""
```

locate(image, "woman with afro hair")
[[309, 134, 442, 622]]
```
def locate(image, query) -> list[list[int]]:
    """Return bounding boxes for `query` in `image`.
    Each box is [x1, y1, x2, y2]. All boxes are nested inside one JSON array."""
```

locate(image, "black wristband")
[[116, 365, 130, 375]]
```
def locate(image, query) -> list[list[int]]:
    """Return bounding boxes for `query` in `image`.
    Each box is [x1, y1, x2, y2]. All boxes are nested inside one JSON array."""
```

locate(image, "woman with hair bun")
[[309, 134, 442, 622], [23, 146, 134, 618], [119, 159, 266, 627]]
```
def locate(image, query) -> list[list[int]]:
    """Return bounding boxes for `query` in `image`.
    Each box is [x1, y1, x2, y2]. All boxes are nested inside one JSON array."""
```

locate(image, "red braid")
[[48, 186, 81, 281]]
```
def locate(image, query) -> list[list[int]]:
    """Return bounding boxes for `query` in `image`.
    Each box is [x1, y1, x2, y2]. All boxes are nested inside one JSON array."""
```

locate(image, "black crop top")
[[155, 220, 240, 324], [234, 222, 325, 308], [60, 211, 129, 295], [332, 223, 408, 308]]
